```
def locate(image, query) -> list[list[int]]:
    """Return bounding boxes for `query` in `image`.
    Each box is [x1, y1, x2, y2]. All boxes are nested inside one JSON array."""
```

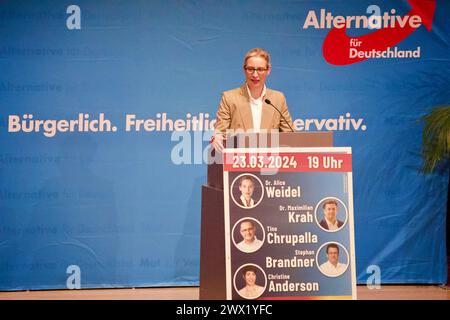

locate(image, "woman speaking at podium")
[[212, 48, 294, 151]]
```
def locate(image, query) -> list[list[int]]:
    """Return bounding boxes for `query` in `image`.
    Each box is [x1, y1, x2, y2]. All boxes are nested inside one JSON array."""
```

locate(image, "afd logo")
[[303, 1, 436, 65], [66, 5, 81, 30]]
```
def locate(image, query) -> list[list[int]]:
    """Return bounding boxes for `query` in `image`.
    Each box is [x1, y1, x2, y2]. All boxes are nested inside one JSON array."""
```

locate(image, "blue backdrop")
[[0, 0, 449, 290]]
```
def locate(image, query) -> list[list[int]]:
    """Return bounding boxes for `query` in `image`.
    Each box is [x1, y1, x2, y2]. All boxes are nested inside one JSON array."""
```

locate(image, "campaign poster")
[[223, 147, 356, 300]]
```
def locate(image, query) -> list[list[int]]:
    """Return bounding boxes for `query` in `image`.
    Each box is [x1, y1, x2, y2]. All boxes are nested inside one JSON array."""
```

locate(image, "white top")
[[240, 194, 255, 208], [238, 285, 265, 299], [325, 218, 339, 231], [246, 85, 266, 133], [236, 237, 263, 253], [319, 260, 347, 276]]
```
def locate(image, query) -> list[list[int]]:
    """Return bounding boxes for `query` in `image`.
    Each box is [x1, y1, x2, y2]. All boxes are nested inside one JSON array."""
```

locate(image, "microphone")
[[264, 99, 295, 132]]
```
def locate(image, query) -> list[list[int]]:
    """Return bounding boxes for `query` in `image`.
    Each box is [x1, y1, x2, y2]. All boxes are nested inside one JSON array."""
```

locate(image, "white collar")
[[246, 84, 266, 101], [325, 218, 338, 227], [240, 194, 254, 207]]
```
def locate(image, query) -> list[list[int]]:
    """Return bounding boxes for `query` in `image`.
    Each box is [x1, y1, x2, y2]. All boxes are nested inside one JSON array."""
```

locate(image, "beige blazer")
[[214, 84, 294, 133]]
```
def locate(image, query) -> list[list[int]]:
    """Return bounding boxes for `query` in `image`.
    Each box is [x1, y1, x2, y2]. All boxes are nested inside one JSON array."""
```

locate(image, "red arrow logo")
[[322, 0, 436, 65]]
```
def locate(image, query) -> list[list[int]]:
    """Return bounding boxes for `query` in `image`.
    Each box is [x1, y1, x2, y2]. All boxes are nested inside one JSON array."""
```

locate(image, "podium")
[[199, 132, 333, 300]]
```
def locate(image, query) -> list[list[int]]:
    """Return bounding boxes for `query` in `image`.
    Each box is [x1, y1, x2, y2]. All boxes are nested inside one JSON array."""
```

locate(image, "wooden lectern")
[[199, 132, 333, 300]]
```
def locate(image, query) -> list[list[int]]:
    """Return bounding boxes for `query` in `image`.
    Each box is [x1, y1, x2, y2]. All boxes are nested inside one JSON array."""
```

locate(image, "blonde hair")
[[239, 175, 254, 187], [243, 48, 271, 68]]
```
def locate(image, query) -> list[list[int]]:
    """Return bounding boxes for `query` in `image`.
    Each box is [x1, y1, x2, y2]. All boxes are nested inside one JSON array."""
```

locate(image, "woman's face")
[[244, 56, 270, 91], [244, 271, 256, 286], [239, 179, 254, 200]]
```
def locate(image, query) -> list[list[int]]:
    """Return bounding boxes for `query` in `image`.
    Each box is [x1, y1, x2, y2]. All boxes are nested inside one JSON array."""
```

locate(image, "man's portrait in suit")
[[318, 199, 345, 232]]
